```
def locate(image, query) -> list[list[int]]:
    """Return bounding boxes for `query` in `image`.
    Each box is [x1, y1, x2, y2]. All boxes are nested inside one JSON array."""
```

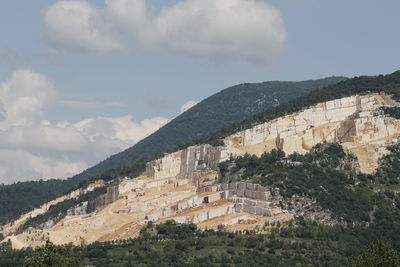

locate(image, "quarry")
[[2, 92, 400, 248]]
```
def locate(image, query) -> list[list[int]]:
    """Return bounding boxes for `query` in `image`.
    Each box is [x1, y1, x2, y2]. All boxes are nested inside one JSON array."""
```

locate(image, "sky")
[[0, 0, 399, 184]]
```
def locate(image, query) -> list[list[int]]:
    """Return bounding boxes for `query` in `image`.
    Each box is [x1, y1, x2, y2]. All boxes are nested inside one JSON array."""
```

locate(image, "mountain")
[[3, 71, 400, 266], [0, 77, 345, 226], [75, 77, 346, 180]]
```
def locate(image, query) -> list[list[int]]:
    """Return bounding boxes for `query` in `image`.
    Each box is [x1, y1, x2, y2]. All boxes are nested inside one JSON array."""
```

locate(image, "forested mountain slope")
[[76, 77, 345, 179], [0, 77, 344, 226]]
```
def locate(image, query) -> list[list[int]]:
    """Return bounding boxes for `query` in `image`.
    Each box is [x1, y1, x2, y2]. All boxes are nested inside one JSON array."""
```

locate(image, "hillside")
[[195, 70, 400, 146], [75, 77, 346, 180], [3, 90, 400, 266], [0, 77, 344, 226], [3, 71, 400, 266], [3, 83, 400, 245]]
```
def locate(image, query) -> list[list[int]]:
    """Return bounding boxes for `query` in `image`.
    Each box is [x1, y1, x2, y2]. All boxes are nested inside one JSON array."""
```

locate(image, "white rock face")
[[145, 144, 229, 180], [224, 93, 400, 173]]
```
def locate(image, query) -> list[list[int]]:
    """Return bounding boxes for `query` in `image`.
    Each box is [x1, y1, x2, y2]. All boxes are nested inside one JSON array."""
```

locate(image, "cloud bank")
[[45, 0, 286, 63], [0, 69, 170, 184]]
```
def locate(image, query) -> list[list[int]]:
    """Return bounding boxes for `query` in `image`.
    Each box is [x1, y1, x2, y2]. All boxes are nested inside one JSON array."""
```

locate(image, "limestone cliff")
[[225, 93, 400, 173]]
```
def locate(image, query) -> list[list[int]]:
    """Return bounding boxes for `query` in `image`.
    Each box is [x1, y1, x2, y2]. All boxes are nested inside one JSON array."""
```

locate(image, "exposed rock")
[[5, 93, 400, 248], [87, 186, 119, 213], [225, 93, 400, 173], [67, 202, 88, 217], [145, 144, 229, 180]]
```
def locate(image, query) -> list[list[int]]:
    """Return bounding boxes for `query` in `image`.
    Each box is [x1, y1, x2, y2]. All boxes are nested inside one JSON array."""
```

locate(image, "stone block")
[[244, 199, 254, 206], [208, 192, 221, 203], [256, 201, 271, 209], [194, 211, 209, 223], [228, 183, 237, 190], [238, 182, 246, 190], [245, 189, 254, 198], [243, 204, 255, 214], [147, 211, 162, 221], [178, 201, 189, 211], [255, 192, 270, 201], [257, 185, 267, 192], [235, 203, 243, 213], [236, 189, 245, 197], [192, 197, 203, 206], [246, 183, 256, 191]]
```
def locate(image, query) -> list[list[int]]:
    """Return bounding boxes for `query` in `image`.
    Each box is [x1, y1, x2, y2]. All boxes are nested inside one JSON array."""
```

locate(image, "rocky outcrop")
[[145, 144, 229, 180], [87, 186, 119, 213], [202, 182, 336, 224], [225, 93, 400, 173]]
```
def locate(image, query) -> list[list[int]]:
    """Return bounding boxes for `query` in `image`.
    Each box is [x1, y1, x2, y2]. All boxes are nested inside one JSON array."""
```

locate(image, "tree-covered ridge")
[[2, 220, 400, 267], [0, 77, 345, 227]]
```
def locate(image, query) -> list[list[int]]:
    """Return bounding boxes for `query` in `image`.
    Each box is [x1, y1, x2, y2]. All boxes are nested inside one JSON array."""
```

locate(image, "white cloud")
[[0, 149, 88, 184], [180, 100, 197, 113], [44, 0, 286, 63], [0, 69, 170, 183], [73, 115, 169, 145], [0, 69, 57, 129], [45, 1, 124, 53]]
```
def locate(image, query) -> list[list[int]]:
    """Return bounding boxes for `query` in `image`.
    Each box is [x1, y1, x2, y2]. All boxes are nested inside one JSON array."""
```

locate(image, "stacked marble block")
[[202, 182, 281, 217]]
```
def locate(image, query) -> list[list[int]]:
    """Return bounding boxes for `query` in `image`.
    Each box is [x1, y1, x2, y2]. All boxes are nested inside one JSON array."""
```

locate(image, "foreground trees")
[[351, 240, 400, 267], [23, 241, 82, 267]]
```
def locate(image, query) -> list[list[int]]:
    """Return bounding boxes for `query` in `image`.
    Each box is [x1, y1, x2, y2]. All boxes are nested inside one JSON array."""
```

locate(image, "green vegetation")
[[350, 240, 400, 267], [0, 180, 79, 225], [381, 106, 400, 119], [0, 143, 397, 266], [3, 71, 400, 265], [0, 221, 399, 266], [220, 144, 374, 222], [23, 241, 83, 267], [220, 143, 400, 225], [78, 77, 345, 178], [0, 77, 344, 228], [193, 70, 400, 147]]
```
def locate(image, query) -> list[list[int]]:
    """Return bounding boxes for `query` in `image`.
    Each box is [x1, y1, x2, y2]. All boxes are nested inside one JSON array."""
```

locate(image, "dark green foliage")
[[0, 180, 77, 225], [350, 240, 400, 267], [222, 143, 373, 222], [375, 144, 400, 184], [23, 241, 83, 267], [381, 106, 400, 119], [1, 221, 399, 267]]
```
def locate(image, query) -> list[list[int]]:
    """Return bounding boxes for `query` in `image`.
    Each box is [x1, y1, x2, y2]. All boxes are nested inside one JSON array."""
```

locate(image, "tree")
[[24, 241, 83, 267], [350, 240, 400, 267]]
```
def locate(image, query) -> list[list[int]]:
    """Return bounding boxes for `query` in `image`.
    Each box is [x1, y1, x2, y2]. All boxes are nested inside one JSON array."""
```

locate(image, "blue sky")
[[0, 0, 399, 183]]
